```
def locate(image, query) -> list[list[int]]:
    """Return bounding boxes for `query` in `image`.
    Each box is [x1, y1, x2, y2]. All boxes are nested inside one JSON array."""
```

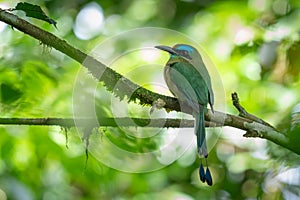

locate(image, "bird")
[[155, 44, 214, 186]]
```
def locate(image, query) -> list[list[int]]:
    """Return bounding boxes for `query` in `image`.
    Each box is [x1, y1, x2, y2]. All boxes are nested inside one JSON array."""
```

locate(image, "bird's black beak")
[[155, 45, 178, 55]]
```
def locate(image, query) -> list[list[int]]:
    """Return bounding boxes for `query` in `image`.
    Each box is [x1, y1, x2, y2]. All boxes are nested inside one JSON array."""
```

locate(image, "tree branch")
[[0, 9, 298, 155], [0, 117, 194, 128]]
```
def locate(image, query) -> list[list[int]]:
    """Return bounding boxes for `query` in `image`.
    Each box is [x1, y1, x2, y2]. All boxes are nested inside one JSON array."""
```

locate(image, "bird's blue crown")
[[171, 44, 196, 59], [173, 44, 195, 53]]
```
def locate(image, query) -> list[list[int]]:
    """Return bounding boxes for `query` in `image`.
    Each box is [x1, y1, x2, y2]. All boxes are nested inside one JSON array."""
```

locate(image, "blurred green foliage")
[[1, 0, 300, 199]]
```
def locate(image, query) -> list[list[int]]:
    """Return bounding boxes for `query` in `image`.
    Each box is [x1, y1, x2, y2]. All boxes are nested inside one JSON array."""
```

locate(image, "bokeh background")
[[0, 0, 300, 199]]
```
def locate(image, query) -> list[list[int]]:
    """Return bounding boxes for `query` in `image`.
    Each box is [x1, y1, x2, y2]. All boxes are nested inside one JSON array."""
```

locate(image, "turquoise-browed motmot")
[[155, 44, 214, 186]]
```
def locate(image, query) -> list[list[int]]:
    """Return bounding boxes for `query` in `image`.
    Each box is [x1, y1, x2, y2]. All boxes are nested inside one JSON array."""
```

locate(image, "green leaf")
[[14, 2, 57, 28]]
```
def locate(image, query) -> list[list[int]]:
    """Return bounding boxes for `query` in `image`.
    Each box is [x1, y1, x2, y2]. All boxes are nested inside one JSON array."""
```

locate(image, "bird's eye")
[[176, 50, 192, 59], [178, 50, 187, 55], [180, 50, 184, 54], [182, 50, 192, 59]]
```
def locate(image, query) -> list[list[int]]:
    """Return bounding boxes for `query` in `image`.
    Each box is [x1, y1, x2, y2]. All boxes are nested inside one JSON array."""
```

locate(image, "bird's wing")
[[167, 62, 209, 113], [188, 54, 214, 111]]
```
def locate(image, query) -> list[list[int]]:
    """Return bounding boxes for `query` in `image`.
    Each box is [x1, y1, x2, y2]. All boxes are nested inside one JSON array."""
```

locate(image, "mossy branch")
[[0, 9, 298, 155]]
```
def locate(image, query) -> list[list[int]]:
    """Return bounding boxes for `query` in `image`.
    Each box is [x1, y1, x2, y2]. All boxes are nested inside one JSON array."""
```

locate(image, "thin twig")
[[231, 92, 276, 129]]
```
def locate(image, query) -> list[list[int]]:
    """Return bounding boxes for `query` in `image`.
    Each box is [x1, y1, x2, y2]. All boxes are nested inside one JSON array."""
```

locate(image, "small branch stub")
[[231, 92, 275, 129]]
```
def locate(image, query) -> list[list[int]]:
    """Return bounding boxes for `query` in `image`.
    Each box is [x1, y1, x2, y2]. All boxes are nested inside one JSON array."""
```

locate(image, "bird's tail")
[[196, 110, 213, 186], [195, 110, 208, 158]]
